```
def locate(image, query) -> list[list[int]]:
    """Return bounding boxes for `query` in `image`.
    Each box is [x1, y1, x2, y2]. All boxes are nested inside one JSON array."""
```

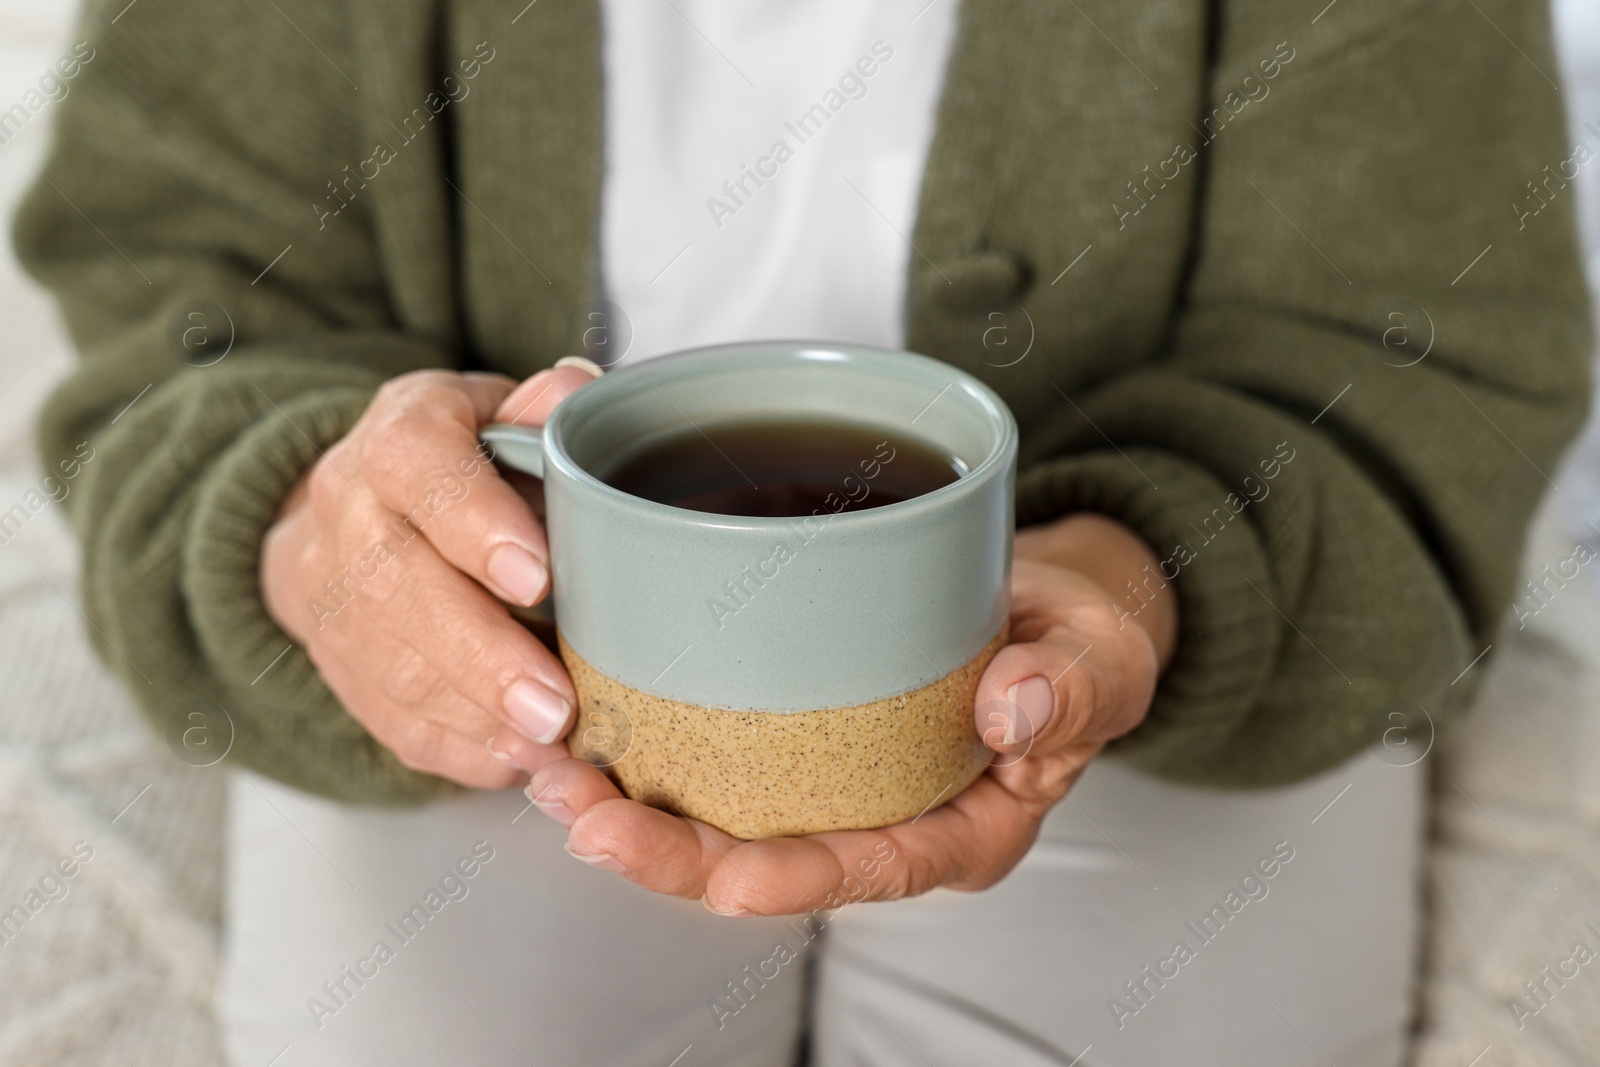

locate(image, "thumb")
[[494, 357, 605, 426], [974, 627, 1096, 765], [973, 564, 1157, 764]]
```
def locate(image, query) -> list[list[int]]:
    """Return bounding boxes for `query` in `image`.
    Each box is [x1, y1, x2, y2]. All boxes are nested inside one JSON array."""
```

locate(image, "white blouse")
[[598, 0, 962, 364]]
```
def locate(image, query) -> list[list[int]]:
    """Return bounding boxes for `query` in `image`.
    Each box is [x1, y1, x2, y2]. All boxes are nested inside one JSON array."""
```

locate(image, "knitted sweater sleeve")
[[14, 0, 459, 802]]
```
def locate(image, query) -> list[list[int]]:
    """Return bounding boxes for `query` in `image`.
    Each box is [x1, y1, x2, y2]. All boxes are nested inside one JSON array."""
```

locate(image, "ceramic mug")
[[481, 341, 1017, 839]]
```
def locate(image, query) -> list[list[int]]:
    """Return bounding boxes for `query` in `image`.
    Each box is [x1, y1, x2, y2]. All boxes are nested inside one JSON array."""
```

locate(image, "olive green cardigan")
[[14, 0, 1591, 802]]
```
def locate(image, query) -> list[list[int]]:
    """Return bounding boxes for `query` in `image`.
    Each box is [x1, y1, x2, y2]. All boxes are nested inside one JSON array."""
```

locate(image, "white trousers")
[[220, 749, 1424, 1067]]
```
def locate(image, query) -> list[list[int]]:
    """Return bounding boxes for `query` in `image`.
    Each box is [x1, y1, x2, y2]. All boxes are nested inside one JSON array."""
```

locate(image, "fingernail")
[[486, 544, 547, 606], [1003, 675, 1055, 744], [702, 895, 753, 918], [564, 843, 627, 875], [526, 786, 577, 827], [554, 355, 605, 378], [503, 679, 572, 745], [534, 799, 575, 827], [486, 736, 513, 763]]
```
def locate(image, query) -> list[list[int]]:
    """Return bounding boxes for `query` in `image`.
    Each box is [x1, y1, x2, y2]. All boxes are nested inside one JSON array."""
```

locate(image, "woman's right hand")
[[260, 363, 600, 788]]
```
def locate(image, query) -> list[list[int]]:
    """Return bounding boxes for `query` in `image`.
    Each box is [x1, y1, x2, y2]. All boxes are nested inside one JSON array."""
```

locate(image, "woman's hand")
[[527, 513, 1176, 915], [260, 362, 601, 788]]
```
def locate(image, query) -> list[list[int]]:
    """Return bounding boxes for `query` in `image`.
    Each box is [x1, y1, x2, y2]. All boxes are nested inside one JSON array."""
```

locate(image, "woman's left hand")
[[525, 514, 1175, 915]]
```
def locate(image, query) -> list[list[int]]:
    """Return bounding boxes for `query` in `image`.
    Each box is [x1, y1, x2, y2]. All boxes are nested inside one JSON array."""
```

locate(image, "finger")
[[977, 634, 1149, 759], [704, 776, 1039, 915], [344, 372, 552, 608], [261, 490, 327, 645], [328, 523, 578, 747], [315, 609, 494, 733], [523, 756, 624, 828], [485, 727, 570, 778], [334, 628, 573, 781], [975, 563, 1153, 761], [309, 643, 526, 790], [493, 359, 604, 427], [560, 787, 739, 897], [974, 633, 1091, 758]]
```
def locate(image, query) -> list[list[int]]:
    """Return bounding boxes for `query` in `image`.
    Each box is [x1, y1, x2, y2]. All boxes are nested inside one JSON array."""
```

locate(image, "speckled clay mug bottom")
[[562, 626, 1007, 839], [481, 342, 1018, 840]]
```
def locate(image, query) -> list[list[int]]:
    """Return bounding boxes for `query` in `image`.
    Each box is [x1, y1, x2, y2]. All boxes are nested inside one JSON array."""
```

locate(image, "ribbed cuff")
[[1015, 448, 1282, 778], [184, 384, 458, 803]]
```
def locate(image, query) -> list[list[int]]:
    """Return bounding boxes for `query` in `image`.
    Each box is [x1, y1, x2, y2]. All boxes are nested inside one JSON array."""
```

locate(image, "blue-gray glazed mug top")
[[481, 340, 1017, 713]]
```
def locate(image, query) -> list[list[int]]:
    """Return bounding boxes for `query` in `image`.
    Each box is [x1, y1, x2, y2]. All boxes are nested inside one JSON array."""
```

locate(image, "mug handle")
[[478, 422, 557, 631], [479, 422, 546, 478]]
